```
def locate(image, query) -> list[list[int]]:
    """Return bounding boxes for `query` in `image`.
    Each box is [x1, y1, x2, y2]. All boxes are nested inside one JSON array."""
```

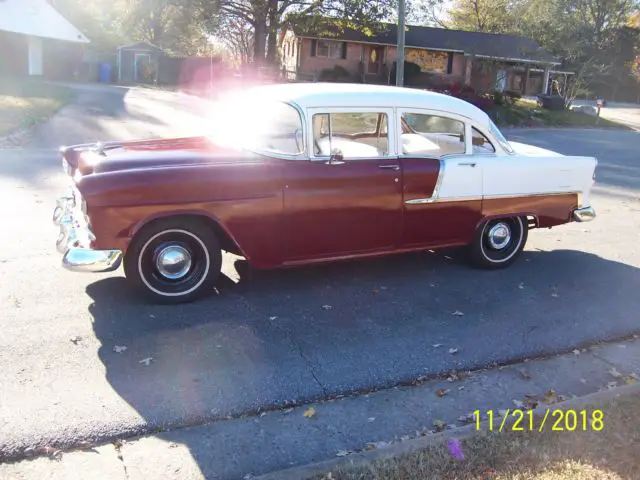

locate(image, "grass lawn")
[[0, 76, 75, 136], [316, 393, 640, 480], [493, 98, 629, 129]]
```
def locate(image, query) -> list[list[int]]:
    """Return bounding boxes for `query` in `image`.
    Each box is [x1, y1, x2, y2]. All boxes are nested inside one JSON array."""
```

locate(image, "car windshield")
[[488, 118, 514, 154], [209, 98, 304, 156]]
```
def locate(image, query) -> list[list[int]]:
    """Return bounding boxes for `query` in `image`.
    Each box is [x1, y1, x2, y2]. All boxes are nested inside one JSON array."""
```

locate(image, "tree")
[[447, 0, 523, 33], [213, 0, 428, 66]]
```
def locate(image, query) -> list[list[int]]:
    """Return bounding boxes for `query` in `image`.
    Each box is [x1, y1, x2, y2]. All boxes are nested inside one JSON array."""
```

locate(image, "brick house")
[[281, 22, 569, 96], [0, 0, 89, 78]]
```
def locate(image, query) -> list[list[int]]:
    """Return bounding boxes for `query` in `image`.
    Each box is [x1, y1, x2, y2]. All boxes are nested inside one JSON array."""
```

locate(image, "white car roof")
[[238, 82, 491, 127]]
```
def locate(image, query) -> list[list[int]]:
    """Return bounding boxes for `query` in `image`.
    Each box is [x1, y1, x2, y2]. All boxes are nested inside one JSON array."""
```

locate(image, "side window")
[[472, 127, 495, 154], [400, 112, 465, 157], [312, 112, 389, 158]]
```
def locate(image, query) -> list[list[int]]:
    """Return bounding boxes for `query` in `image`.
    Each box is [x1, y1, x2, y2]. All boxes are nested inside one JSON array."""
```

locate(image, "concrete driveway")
[[1, 87, 639, 460], [572, 100, 640, 130]]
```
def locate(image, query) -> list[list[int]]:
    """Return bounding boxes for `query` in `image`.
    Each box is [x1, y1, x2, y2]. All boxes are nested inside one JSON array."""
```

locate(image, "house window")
[[315, 40, 346, 59], [313, 112, 389, 157], [401, 112, 465, 157]]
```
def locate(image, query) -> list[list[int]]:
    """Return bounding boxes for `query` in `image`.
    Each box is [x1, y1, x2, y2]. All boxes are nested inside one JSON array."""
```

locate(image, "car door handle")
[[378, 164, 400, 170], [457, 162, 477, 167]]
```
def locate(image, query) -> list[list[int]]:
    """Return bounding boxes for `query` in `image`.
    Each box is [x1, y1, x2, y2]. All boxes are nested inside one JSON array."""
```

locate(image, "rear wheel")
[[124, 219, 222, 304], [469, 216, 528, 269]]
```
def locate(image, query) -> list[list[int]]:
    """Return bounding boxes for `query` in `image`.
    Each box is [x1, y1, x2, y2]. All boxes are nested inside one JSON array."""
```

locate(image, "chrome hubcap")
[[155, 245, 192, 280], [487, 222, 511, 250]]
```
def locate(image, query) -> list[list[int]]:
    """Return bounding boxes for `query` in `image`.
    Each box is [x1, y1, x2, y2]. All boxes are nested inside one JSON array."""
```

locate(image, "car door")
[[398, 109, 483, 247], [282, 107, 403, 263]]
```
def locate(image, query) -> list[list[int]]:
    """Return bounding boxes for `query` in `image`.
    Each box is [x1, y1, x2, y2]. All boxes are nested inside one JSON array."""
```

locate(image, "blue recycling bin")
[[99, 63, 112, 83]]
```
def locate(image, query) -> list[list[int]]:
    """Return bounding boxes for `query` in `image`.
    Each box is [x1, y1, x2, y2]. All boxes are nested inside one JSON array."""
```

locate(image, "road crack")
[[113, 440, 130, 480]]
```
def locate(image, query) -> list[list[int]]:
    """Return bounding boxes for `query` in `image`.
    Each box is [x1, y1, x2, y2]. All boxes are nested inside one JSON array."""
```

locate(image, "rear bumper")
[[53, 187, 123, 273], [573, 206, 596, 222]]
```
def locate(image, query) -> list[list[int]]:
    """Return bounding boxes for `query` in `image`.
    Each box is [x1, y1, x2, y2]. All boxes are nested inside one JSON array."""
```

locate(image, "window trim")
[[470, 126, 496, 155], [306, 107, 397, 161], [396, 108, 469, 158]]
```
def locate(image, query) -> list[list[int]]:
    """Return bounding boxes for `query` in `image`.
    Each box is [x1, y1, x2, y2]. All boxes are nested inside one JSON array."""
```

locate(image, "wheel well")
[[135, 214, 243, 256]]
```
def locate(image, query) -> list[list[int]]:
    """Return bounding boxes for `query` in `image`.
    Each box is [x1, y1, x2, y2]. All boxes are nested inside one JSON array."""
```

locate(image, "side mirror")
[[472, 136, 485, 146], [328, 148, 345, 165]]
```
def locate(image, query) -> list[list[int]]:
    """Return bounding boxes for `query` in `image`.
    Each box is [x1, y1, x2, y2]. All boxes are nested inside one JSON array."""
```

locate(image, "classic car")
[[53, 83, 597, 303]]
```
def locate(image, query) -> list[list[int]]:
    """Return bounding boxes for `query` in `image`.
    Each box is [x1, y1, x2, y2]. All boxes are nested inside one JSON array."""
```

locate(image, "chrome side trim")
[[483, 191, 580, 200], [405, 195, 482, 205], [573, 206, 596, 222]]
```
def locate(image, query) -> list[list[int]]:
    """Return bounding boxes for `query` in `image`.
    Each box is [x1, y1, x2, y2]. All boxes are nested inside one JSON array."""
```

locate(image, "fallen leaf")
[[435, 388, 450, 397], [607, 381, 618, 389], [512, 399, 524, 407], [498, 409, 508, 417], [551, 293, 559, 298], [452, 310, 464, 316], [260, 412, 266, 417], [69, 336, 82, 344], [447, 371, 460, 382], [458, 413, 474, 424], [150, 314, 156, 319], [609, 367, 623, 378], [367, 417, 376, 422], [400, 435, 410, 441], [336, 450, 350, 457], [168, 442, 179, 449], [517, 369, 531, 380], [624, 375, 638, 385], [380, 286, 388, 290], [433, 419, 447, 432], [518, 283, 524, 289], [572, 349, 581, 355], [543, 389, 558, 404], [367, 441, 390, 450], [525, 258, 531, 262], [458, 386, 465, 390], [138, 357, 153, 366], [580, 378, 587, 384], [432, 343, 443, 348], [284, 408, 294, 413], [448, 348, 459, 355], [269, 316, 278, 321], [113, 345, 127, 353], [303, 407, 316, 418], [525, 395, 540, 409], [321, 305, 333, 310], [444, 255, 453, 260], [430, 283, 438, 287]]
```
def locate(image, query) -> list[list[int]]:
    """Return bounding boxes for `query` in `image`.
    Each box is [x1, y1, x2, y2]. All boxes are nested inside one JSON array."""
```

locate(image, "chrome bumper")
[[53, 189, 123, 273], [573, 206, 596, 222]]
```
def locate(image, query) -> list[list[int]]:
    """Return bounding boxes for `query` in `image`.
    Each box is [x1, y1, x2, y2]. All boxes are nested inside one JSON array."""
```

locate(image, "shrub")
[[318, 65, 352, 82], [492, 90, 505, 106], [504, 90, 522, 105]]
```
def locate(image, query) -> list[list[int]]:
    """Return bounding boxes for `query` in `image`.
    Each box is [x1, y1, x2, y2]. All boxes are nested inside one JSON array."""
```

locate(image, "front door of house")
[[367, 46, 383, 75]]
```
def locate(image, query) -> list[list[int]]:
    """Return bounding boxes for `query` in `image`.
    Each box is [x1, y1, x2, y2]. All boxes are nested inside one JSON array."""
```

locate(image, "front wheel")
[[468, 216, 528, 269], [124, 219, 222, 304]]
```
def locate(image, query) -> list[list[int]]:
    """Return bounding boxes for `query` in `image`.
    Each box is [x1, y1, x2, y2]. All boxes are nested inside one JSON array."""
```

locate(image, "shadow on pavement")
[[86, 247, 640, 477]]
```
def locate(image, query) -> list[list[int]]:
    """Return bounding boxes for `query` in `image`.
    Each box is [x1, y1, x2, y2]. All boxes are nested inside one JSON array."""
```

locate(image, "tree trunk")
[[265, 0, 279, 65], [253, 20, 267, 65]]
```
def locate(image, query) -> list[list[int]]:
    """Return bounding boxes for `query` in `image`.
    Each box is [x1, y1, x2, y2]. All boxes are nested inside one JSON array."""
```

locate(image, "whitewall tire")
[[469, 216, 528, 269], [124, 219, 222, 304]]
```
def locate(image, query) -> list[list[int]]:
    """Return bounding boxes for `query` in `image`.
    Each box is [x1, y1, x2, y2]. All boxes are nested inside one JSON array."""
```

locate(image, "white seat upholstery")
[[317, 137, 382, 157]]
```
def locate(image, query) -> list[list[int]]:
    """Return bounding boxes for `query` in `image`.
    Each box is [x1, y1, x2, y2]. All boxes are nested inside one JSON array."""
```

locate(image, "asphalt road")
[[1, 86, 639, 459]]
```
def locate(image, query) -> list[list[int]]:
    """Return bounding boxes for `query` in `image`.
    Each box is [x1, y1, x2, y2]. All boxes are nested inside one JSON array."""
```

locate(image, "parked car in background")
[[53, 83, 597, 303]]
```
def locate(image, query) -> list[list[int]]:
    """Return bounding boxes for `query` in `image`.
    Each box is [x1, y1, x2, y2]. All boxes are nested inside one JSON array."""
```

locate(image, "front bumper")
[[53, 188, 123, 273], [573, 206, 596, 222]]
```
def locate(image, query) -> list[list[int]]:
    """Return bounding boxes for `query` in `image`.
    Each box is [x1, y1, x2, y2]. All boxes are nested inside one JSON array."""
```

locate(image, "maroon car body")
[[53, 83, 596, 303]]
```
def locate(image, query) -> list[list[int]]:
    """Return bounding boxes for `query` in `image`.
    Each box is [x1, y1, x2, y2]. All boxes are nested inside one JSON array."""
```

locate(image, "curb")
[[255, 382, 640, 480]]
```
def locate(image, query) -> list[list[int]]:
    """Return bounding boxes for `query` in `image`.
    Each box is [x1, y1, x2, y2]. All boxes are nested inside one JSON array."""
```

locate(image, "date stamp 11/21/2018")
[[474, 409, 604, 432]]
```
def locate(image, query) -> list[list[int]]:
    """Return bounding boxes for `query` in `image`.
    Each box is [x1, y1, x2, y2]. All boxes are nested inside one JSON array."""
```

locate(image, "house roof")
[[0, 0, 89, 43], [294, 22, 559, 65]]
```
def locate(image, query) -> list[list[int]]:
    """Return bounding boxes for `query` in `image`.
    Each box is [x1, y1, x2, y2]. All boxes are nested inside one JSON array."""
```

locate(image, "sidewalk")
[[2, 335, 639, 479]]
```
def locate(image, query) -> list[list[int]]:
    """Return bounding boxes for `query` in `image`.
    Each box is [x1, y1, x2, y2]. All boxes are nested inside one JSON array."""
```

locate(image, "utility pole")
[[395, 0, 406, 86]]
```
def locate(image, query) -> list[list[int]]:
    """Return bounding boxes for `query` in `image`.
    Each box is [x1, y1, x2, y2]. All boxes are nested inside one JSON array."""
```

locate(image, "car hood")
[[73, 137, 256, 175], [507, 141, 564, 157]]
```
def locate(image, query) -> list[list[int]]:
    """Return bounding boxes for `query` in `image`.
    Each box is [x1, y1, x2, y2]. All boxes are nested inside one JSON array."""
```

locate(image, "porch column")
[[464, 55, 473, 86], [542, 66, 551, 94], [523, 65, 530, 95], [27, 36, 43, 76]]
